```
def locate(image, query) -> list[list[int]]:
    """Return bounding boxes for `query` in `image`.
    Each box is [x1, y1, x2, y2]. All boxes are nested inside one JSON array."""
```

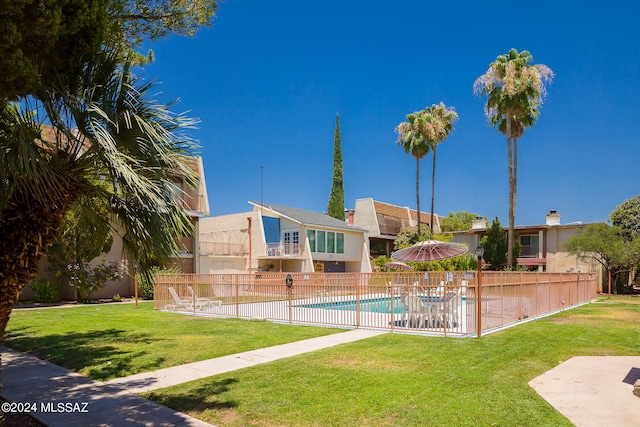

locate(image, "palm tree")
[[0, 48, 198, 341], [423, 103, 458, 235], [474, 48, 553, 266], [396, 111, 429, 240]]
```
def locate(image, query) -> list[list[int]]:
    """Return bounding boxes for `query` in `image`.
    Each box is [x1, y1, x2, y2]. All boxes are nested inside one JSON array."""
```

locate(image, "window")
[[317, 230, 326, 252], [283, 230, 299, 255], [336, 233, 344, 254], [307, 229, 316, 252], [327, 232, 335, 253], [307, 229, 345, 254], [519, 235, 539, 257]]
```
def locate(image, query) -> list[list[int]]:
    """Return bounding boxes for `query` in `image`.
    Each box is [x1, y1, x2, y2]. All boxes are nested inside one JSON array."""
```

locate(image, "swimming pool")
[[297, 297, 405, 314], [297, 295, 463, 315]]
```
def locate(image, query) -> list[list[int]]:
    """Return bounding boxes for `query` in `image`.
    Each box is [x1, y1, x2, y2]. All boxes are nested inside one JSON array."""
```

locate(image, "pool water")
[[297, 297, 405, 314], [297, 295, 461, 315]]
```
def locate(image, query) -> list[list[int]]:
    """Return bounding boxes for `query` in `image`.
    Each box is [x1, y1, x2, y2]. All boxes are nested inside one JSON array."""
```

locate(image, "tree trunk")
[[0, 190, 76, 391], [416, 157, 421, 241], [430, 146, 437, 237], [506, 115, 515, 267]]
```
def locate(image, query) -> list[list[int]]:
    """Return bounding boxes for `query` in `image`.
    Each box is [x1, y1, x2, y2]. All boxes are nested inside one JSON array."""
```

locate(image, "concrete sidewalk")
[[529, 356, 640, 427], [105, 329, 387, 394], [1, 329, 386, 426]]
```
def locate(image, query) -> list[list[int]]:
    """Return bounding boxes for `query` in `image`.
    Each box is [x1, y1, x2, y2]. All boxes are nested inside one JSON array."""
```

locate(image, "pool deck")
[[168, 292, 471, 336]]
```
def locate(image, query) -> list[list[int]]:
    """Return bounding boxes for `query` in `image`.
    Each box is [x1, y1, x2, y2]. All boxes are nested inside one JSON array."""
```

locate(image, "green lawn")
[[5, 297, 640, 426], [142, 297, 640, 427], [4, 302, 342, 381]]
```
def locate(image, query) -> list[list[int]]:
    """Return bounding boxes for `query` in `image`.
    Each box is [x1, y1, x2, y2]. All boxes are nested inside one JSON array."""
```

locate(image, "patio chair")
[[404, 294, 430, 328], [435, 290, 460, 328], [187, 285, 223, 308], [167, 287, 194, 311]]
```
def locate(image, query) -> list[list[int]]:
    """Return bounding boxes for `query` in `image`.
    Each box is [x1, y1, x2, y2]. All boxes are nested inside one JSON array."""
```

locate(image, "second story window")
[[519, 235, 539, 257]]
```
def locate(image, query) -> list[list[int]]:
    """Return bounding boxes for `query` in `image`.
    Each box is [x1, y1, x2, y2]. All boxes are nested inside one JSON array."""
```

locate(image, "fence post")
[[355, 273, 360, 328], [235, 274, 239, 318], [477, 263, 483, 338]]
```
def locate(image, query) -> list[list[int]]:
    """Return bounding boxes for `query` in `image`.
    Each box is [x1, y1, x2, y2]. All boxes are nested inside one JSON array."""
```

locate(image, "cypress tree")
[[327, 112, 345, 220]]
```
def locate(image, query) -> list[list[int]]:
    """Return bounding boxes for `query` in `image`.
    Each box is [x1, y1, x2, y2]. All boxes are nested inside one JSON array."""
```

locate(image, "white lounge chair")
[[187, 285, 223, 308], [167, 286, 194, 311]]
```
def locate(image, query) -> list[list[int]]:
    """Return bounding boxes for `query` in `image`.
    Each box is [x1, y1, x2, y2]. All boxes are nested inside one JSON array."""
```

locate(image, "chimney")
[[346, 209, 355, 225], [545, 209, 561, 226], [471, 216, 487, 230]]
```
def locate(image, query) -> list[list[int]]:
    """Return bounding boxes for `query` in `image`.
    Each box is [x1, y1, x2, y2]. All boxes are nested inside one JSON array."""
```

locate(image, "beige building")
[[348, 198, 444, 258], [199, 202, 371, 273], [450, 210, 604, 289]]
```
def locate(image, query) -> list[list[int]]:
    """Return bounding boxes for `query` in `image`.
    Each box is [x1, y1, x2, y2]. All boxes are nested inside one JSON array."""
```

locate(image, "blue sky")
[[143, 0, 639, 226]]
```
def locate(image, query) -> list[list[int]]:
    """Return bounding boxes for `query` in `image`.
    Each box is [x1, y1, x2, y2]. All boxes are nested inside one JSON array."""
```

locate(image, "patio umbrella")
[[391, 240, 468, 263], [384, 261, 413, 271]]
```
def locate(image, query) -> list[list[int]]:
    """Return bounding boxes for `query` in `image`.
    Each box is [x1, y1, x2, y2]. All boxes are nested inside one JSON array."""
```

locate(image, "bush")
[[64, 259, 128, 303], [112, 293, 122, 302], [137, 266, 181, 300], [30, 278, 60, 303]]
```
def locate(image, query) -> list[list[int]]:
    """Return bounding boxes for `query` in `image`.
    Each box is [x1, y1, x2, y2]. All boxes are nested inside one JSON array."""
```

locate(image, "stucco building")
[[199, 202, 371, 273]]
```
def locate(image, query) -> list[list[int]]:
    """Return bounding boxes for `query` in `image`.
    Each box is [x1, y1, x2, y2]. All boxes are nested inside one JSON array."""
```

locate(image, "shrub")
[[112, 293, 122, 302], [30, 278, 60, 303], [137, 266, 181, 300], [63, 259, 128, 303]]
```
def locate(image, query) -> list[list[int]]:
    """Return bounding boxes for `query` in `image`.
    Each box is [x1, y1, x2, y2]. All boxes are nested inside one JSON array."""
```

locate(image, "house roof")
[[249, 202, 367, 233], [369, 199, 443, 225]]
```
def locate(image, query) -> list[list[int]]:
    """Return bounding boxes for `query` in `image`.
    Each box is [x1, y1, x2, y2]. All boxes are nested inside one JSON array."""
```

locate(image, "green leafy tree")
[[393, 224, 433, 250], [327, 113, 345, 220], [0, 0, 218, 101], [396, 112, 429, 239], [474, 48, 554, 267], [609, 195, 640, 241], [480, 217, 509, 270], [564, 223, 629, 294], [47, 194, 124, 302], [441, 211, 483, 232], [0, 49, 198, 348], [423, 103, 458, 234]]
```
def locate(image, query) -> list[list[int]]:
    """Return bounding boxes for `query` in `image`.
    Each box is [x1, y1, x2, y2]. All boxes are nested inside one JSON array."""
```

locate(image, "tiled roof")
[[249, 202, 367, 232]]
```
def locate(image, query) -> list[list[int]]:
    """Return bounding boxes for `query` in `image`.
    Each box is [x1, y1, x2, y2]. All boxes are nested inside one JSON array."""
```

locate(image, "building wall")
[[353, 198, 380, 237]]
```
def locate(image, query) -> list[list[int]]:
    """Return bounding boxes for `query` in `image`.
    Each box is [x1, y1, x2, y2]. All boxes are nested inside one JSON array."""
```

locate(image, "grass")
[[5, 297, 640, 426], [4, 302, 342, 381], [141, 296, 640, 427]]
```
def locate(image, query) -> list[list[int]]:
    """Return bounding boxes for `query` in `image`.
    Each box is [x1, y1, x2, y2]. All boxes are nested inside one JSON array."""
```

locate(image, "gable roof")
[[249, 201, 367, 233]]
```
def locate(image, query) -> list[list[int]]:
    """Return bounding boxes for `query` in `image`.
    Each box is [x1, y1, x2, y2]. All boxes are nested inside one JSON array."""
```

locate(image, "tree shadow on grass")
[[4, 326, 167, 381], [144, 378, 240, 412]]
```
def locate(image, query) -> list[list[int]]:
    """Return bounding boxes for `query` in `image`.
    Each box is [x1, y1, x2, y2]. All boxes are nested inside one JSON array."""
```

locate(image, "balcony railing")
[[520, 244, 540, 257], [200, 241, 247, 256], [265, 242, 302, 257]]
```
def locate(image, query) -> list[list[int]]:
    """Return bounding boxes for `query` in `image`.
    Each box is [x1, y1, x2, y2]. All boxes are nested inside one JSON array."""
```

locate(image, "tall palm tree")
[[474, 48, 553, 266], [0, 48, 198, 342], [396, 111, 429, 240], [423, 102, 458, 235]]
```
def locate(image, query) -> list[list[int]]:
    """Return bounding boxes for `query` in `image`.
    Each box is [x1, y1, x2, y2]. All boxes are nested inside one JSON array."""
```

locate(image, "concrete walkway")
[[529, 356, 640, 427], [105, 329, 386, 394], [1, 329, 386, 426]]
